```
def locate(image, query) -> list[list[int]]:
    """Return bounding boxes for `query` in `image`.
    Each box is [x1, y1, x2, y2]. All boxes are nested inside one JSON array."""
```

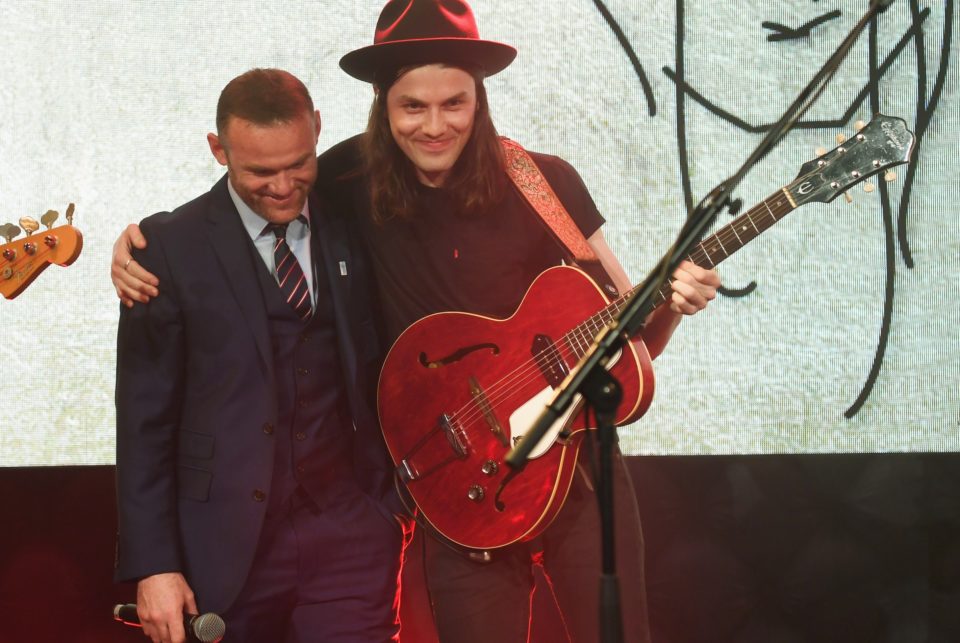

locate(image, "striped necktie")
[[269, 223, 312, 322]]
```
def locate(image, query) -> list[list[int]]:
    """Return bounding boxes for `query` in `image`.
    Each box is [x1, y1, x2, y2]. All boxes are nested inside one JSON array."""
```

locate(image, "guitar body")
[[378, 265, 654, 549]]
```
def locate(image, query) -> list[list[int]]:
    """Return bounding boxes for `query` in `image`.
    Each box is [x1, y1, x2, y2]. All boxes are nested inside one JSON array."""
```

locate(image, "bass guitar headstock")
[[1, 203, 83, 300]]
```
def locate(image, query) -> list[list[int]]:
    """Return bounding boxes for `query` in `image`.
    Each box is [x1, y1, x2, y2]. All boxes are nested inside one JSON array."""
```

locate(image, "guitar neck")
[[565, 187, 798, 355], [646, 187, 798, 308]]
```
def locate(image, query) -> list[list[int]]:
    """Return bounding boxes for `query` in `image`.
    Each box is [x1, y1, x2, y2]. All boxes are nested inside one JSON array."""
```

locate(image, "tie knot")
[[268, 223, 289, 240]]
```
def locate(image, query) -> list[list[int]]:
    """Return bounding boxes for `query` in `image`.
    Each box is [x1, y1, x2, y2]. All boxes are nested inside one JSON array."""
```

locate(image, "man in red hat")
[[112, 2, 719, 641]]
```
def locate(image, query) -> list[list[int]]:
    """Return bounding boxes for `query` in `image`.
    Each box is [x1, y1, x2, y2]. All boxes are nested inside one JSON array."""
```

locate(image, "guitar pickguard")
[[508, 347, 623, 459]]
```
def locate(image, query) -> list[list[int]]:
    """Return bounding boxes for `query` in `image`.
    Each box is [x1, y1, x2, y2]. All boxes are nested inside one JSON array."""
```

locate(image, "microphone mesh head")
[[192, 613, 226, 642]]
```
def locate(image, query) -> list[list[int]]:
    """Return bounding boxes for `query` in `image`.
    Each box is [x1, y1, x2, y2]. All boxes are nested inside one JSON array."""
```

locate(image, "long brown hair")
[[362, 64, 507, 222]]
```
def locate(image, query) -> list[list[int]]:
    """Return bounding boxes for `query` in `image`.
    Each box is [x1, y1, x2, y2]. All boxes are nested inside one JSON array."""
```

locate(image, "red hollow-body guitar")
[[378, 115, 914, 549]]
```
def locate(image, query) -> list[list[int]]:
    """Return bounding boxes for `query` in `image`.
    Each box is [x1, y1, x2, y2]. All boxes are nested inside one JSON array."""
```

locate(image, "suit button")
[[262, 422, 274, 435], [298, 334, 310, 344], [252, 489, 266, 502], [295, 432, 307, 441], [296, 367, 309, 376], [297, 399, 307, 408], [296, 464, 305, 475]]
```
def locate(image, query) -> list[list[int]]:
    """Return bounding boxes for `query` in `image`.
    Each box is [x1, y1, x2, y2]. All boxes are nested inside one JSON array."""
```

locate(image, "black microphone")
[[113, 603, 225, 643]]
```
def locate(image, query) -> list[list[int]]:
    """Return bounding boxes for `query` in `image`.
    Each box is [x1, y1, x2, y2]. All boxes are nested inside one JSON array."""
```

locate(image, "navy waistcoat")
[[251, 234, 357, 514]]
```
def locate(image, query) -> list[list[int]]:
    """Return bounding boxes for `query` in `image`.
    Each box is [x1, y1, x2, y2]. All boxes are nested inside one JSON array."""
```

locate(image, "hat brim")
[[339, 37, 517, 83]]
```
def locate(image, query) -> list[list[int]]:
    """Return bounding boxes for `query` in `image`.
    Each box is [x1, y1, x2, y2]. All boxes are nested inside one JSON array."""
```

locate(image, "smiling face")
[[385, 64, 478, 187], [207, 110, 320, 224]]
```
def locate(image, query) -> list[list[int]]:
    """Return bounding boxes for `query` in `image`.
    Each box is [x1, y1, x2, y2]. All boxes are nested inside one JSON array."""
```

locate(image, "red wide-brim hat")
[[339, 0, 517, 83]]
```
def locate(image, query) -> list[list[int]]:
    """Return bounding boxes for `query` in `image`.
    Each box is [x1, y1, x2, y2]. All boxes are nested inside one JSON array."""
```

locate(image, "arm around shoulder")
[[112, 222, 160, 307]]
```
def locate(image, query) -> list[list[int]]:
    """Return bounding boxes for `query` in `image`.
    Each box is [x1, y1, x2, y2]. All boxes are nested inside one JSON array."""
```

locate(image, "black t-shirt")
[[317, 135, 605, 344]]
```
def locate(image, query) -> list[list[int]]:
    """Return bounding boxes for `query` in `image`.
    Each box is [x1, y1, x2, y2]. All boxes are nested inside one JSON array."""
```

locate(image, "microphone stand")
[[503, 2, 896, 641]]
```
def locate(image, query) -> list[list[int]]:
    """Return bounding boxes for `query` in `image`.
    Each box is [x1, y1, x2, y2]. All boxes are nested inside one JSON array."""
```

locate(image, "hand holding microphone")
[[113, 603, 225, 643], [115, 572, 223, 643]]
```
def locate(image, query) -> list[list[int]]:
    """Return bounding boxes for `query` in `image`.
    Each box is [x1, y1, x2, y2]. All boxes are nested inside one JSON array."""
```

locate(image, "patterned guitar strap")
[[500, 137, 620, 300]]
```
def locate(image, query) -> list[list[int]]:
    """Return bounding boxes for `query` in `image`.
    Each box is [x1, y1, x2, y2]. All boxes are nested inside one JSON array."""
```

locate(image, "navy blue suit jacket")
[[115, 175, 390, 613]]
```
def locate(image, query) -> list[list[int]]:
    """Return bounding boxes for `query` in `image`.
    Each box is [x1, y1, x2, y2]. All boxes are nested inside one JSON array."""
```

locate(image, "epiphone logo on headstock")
[[882, 121, 909, 151], [797, 181, 815, 195]]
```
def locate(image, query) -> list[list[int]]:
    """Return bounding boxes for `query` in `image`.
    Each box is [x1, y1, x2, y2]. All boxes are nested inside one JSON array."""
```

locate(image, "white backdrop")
[[0, 1, 956, 465]]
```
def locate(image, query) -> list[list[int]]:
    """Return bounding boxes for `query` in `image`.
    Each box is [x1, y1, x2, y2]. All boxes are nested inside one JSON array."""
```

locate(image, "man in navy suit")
[[115, 69, 404, 643]]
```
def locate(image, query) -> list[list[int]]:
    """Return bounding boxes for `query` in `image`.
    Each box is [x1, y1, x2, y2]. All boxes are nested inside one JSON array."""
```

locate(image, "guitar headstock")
[[786, 114, 915, 206], [1, 207, 83, 300]]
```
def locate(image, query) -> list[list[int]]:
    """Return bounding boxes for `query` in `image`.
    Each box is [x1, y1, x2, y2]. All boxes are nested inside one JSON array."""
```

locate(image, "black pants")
[[221, 488, 405, 643], [424, 442, 651, 643]]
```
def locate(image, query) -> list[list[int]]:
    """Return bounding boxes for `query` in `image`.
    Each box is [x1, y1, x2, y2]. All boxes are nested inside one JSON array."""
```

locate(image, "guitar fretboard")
[[562, 188, 797, 358]]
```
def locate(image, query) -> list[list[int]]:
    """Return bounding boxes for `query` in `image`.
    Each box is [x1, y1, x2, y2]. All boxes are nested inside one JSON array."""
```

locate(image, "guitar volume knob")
[[467, 485, 485, 503], [481, 460, 499, 476]]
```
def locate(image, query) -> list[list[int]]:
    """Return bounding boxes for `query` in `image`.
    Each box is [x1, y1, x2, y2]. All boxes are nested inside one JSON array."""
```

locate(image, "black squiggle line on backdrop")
[[847, 8, 897, 419], [592, 0, 656, 116], [661, 8, 931, 132], [898, 0, 952, 269], [846, 0, 954, 417], [597, 1, 951, 417], [763, 10, 841, 42], [672, 0, 756, 298]]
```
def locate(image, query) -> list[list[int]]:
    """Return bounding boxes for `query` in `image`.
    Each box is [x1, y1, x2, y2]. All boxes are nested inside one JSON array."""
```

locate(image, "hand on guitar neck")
[[584, 228, 720, 361], [639, 260, 720, 359]]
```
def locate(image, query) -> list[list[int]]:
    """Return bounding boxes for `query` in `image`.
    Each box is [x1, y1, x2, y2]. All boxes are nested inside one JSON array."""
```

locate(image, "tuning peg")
[[884, 170, 897, 182], [40, 209, 59, 229], [18, 217, 39, 236], [835, 133, 847, 145], [855, 120, 867, 131], [65, 203, 75, 225], [0, 223, 21, 243], [843, 192, 853, 204], [863, 182, 876, 193]]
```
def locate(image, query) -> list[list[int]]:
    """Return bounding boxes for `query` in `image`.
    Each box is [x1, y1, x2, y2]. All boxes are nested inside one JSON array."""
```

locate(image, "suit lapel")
[[310, 189, 361, 390], [310, 189, 350, 303], [203, 176, 275, 384]]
